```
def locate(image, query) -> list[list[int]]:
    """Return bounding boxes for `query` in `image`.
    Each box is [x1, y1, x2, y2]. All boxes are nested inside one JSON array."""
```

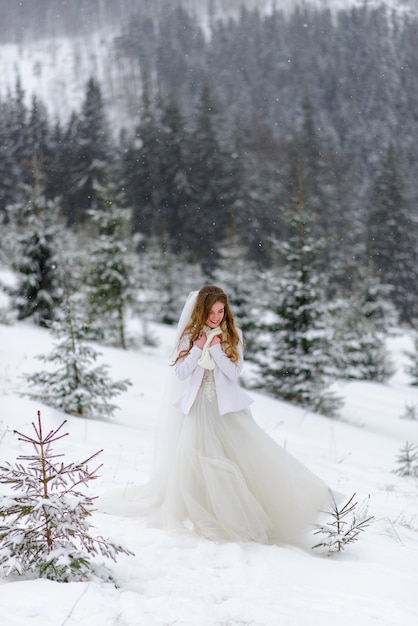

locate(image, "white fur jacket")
[[173, 330, 254, 416]]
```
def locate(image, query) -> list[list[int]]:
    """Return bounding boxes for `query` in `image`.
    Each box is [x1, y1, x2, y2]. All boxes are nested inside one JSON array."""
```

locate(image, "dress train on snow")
[[99, 372, 336, 545]]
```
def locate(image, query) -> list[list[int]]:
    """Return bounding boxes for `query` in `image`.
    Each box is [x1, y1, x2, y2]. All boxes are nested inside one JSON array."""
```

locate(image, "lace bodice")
[[202, 369, 215, 383], [202, 368, 216, 401]]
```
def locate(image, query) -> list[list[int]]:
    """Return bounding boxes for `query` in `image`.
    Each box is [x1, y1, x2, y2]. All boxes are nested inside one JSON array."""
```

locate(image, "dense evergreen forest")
[[1, 3, 417, 318], [1, 0, 418, 414], [115, 0, 418, 314]]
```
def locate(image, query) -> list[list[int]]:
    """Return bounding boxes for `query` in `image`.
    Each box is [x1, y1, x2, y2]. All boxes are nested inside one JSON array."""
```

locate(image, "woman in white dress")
[[110, 284, 337, 546]]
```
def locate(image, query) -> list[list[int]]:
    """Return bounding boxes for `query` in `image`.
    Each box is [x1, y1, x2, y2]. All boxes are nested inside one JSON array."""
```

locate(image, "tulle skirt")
[[100, 378, 336, 545]]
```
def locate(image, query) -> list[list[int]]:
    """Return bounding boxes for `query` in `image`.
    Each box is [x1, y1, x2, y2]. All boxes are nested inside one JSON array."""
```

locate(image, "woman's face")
[[206, 301, 225, 328]]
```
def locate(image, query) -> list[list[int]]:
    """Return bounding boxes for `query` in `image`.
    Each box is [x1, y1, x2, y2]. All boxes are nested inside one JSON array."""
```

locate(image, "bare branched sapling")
[[312, 493, 374, 554]]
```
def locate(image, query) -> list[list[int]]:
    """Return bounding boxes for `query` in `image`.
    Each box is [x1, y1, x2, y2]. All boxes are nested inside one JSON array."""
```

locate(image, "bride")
[[103, 285, 337, 545]]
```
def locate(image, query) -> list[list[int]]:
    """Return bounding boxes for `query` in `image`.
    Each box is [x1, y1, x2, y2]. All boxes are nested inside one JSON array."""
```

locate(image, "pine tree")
[[256, 263, 341, 417], [159, 92, 192, 253], [254, 164, 342, 417], [328, 276, 395, 382], [312, 494, 374, 555], [0, 411, 133, 582], [58, 112, 82, 225], [156, 4, 206, 101], [9, 78, 32, 194], [123, 75, 162, 238], [230, 120, 285, 266], [23, 293, 131, 418], [367, 143, 418, 324], [213, 240, 262, 361], [44, 120, 69, 205], [159, 255, 207, 327], [181, 83, 231, 271], [84, 182, 138, 348], [393, 442, 418, 478], [289, 97, 341, 274], [0, 80, 33, 215], [136, 235, 206, 328], [0, 100, 18, 215], [28, 95, 50, 191], [399, 403, 418, 421], [406, 333, 418, 386], [71, 77, 111, 223], [8, 175, 64, 327]]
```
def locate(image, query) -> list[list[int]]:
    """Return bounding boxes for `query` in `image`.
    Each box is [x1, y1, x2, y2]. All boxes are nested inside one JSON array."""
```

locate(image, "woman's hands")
[[195, 332, 222, 349], [195, 332, 207, 349]]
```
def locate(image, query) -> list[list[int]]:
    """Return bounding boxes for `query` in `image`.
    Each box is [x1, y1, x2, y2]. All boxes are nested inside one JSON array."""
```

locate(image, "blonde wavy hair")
[[173, 285, 240, 365]]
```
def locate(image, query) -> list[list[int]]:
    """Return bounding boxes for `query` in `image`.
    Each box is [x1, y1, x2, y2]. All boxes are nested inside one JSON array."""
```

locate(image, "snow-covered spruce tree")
[[157, 255, 207, 327], [84, 182, 139, 349], [327, 276, 395, 382], [367, 142, 418, 325], [136, 235, 206, 328], [393, 442, 418, 478], [23, 292, 131, 418], [122, 72, 163, 240], [5, 78, 33, 204], [312, 493, 374, 555], [0, 107, 14, 215], [255, 263, 342, 416], [0, 411, 133, 582], [254, 179, 342, 417], [160, 257, 207, 327], [179, 82, 232, 271], [0, 220, 17, 324], [214, 240, 263, 361], [7, 174, 65, 327], [292, 95, 341, 274], [69, 77, 111, 225], [406, 333, 418, 387]]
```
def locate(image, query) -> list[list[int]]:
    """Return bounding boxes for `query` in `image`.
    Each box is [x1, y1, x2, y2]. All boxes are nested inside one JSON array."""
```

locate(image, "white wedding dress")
[[101, 368, 335, 546]]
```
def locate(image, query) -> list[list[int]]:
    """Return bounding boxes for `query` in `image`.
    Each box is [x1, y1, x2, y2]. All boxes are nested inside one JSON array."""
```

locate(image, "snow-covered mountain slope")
[[0, 27, 138, 132], [0, 314, 418, 625], [0, 0, 416, 134], [295, 0, 416, 12]]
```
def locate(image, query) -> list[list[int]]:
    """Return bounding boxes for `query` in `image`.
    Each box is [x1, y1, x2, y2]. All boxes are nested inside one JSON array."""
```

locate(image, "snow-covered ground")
[[0, 308, 417, 625]]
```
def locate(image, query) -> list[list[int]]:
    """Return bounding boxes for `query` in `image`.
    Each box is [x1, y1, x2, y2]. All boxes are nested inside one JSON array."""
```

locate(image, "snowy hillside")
[[0, 26, 138, 133], [0, 0, 416, 134], [0, 312, 418, 625]]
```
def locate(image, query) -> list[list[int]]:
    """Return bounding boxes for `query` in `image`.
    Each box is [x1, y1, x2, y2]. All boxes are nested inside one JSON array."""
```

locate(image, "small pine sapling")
[[312, 493, 374, 555], [0, 411, 133, 582], [399, 403, 418, 421], [23, 294, 131, 418], [393, 442, 418, 478]]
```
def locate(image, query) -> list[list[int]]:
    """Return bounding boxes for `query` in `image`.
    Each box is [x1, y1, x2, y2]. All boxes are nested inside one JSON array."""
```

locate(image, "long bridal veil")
[[98, 291, 199, 517], [152, 290, 198, 470]]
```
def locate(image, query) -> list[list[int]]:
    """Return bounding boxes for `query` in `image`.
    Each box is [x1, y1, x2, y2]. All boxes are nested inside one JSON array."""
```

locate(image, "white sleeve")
[[209, 339, 244, 381], [174, 343, 202, 381]]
